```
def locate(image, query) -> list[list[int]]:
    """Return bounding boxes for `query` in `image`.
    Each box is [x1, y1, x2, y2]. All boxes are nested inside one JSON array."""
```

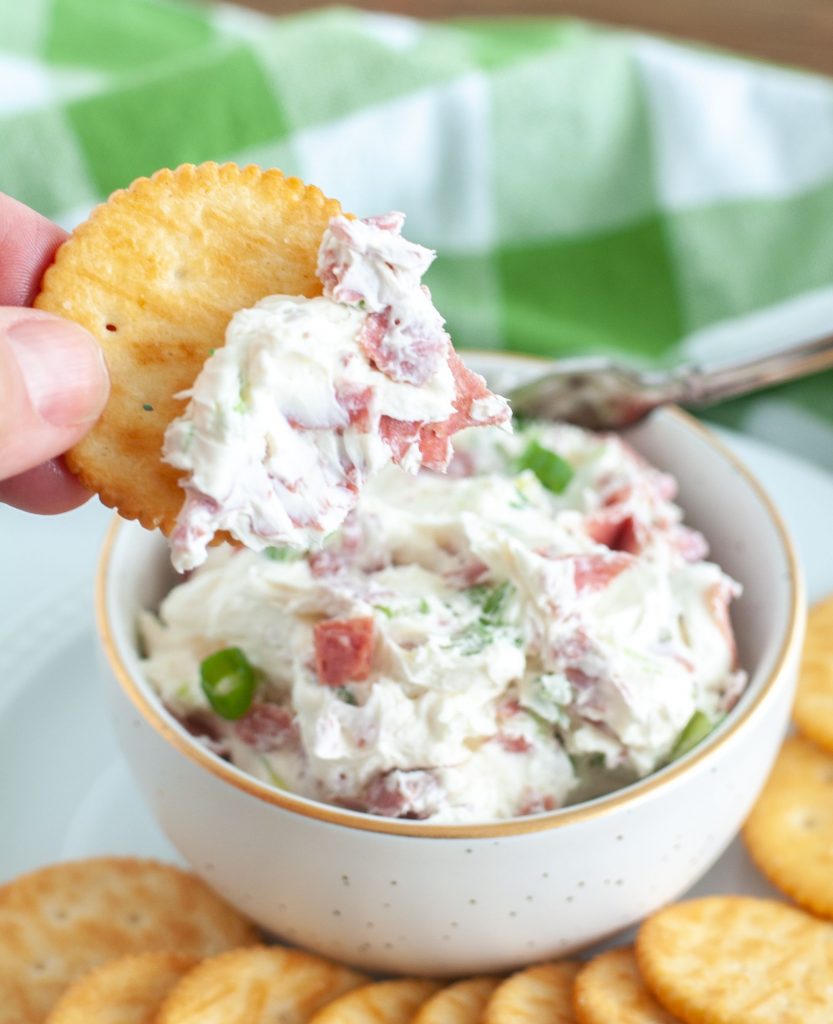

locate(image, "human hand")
[[0, 194, 109, 513]]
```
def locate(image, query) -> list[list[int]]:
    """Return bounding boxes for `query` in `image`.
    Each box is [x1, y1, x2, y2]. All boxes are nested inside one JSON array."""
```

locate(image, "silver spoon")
[[507, 332, 833, 429]]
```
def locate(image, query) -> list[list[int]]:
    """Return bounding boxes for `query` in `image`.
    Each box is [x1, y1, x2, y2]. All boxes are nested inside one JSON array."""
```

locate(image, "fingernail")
[[6, 317, 108, 428]]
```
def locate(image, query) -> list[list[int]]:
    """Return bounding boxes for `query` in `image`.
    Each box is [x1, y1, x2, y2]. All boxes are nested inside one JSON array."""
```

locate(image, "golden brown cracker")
[[483, 961, 580, 1023], [309, 978, 442, 1023], [0, 856, 256, 1024], [412, 976, 502, 1024], [156, 945, 366, 1023], [35, 162, 343, 534], [793, 594, 833, 752], [573, 947, 679, 1024], [743, 733, 833, 916], [44, 952, 197, 1024], [636, 896, 833, 1024]]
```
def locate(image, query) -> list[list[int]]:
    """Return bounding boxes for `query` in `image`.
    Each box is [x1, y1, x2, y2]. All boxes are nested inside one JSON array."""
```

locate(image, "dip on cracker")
[[163, 212, 509, 571], [35, 164, 508, 572]]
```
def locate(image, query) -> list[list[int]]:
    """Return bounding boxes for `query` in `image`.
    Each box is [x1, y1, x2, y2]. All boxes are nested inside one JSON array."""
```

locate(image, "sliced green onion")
[[373, 604, 395, 618], [517, 440, 574, 494], [509, 484, 532, 510], [264, 546, 301, 562], [451, 620, 493, 656], [199, 647, 256, 720], [258, 756, 286, 789], [670, 710, 713, 761], [336, 686, 357, 706], [418, 598, 430, 614], [482, 581, 511, 619], [464, 583, 490, 603]]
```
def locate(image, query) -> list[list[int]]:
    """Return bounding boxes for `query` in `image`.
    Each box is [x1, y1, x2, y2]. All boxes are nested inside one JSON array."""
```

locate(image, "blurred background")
[[2, 0, 833, 465], [236, 0, 833, 75]]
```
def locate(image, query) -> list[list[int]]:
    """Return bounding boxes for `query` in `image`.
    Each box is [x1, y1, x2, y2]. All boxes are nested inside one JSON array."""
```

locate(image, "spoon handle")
[[674, 332, 833, 406]]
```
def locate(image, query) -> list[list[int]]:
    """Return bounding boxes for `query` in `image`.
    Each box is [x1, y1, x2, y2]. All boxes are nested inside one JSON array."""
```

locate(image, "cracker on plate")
[[573, 947, 679, 1024], [743, 733, 833, 917], [0, 856, 256, 1024], [308, 978, 441, 1023], [483, 961, 580, 1024], [793, 594, 833, 753], [637, 896, 833, 1024], [44, 952, 197, 1024], [412, 976, 502, 1024], [156, 945, 366, 1023], [34, 162, 343, 535]]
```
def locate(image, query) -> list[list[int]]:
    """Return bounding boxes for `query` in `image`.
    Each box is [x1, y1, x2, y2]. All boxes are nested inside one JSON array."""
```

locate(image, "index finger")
[[0, 193, 68, 307]]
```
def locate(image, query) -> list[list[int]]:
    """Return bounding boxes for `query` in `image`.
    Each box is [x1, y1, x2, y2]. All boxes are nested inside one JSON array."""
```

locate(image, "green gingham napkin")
[[3, 0, 833, 467]]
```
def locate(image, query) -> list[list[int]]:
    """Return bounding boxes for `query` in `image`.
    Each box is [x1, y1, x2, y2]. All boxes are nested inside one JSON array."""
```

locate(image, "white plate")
[[0, 427, 828, 902]]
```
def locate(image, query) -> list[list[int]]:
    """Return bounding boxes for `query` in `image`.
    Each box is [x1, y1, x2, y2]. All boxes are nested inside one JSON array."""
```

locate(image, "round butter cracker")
[[483, 961, 580, 1023], [412, 976, 502, 1024], [308, 978, 442, 1024], [156, 945, 366, 1024], [793, 594, 833, 753], [35, 162, 343, 535], [45, 952, 197, 1024], [0, 857, 256, 1024], [743, 733, 833, 917], [573, 947, 680, 1024], [637, 896, 833, 1024]]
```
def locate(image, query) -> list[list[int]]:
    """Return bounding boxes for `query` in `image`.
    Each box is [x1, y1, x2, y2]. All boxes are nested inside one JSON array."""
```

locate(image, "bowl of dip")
[[97, 352, 805, 975]]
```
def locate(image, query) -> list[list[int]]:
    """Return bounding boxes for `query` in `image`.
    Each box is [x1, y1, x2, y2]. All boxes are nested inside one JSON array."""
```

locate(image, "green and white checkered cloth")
[[3, 0, 833, 467]]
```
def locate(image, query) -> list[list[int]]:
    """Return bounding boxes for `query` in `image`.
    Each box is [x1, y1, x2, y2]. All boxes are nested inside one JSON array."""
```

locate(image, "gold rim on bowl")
[[96, 365, 805, 839]]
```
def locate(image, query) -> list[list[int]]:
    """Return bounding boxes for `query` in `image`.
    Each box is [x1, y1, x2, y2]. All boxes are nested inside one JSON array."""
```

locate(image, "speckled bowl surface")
[[97, 352, 805, 975]]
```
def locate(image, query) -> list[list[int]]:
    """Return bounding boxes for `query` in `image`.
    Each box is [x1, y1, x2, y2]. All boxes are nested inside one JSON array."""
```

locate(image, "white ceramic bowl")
[[98, 353, 805, 976]]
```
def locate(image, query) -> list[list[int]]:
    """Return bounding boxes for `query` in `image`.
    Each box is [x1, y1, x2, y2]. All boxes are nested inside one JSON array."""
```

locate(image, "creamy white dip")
[[141, 421, 746, 824], [162, 213, 510, 572]]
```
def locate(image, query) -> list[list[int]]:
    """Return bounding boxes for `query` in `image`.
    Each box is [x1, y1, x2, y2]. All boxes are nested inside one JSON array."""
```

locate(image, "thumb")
[[0, 308, 109, 481]]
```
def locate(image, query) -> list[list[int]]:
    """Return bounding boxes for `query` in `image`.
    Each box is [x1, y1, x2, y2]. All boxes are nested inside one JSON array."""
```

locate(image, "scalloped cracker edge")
[[35, 163, 343, 535]]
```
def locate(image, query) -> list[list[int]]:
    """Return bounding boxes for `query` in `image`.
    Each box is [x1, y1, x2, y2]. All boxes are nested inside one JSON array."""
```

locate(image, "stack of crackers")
[[1, 860, 830, 1023]]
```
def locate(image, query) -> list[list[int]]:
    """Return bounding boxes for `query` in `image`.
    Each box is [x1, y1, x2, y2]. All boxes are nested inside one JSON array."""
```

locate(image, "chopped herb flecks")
[[142, 403, 154, 412], [482, 581, 511, 618], [336, 686, 357, 706], [451, 620, 494, 656], [233, 374, 252, 415], [464, 583, 490, 604], [448, 581, 516, 655], [509, 484, 532, 510]]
